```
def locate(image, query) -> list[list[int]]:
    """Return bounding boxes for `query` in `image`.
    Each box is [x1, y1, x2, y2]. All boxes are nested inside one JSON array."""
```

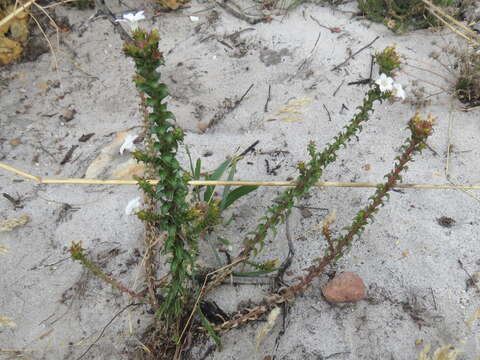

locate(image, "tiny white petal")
[[190, 16, 199, 22], [392, 83, 405, 100], [375, 73, 394, 92], [125, 197, 142, 215], [123, 10, 145, 22], [120, 134, 139, 155]]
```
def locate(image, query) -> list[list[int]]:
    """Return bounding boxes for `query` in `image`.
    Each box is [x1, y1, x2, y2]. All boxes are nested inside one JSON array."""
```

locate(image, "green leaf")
[[220, 162, 237, 210], [221, 186, 258, 210], [198, 308, 222, 348], [194, 158, 202, 180], [204, 158, 232, 202]]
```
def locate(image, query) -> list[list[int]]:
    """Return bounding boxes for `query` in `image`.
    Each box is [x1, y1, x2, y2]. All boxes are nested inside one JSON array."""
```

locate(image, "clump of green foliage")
[[123, 30, 197, 329], [122, 29, 258, 338], [358, 0, 462, 33], [375, 45, 401, 76]]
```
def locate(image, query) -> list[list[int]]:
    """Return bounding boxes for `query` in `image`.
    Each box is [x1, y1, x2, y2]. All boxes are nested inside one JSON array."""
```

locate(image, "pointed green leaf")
[[204, 158, 232, 202]]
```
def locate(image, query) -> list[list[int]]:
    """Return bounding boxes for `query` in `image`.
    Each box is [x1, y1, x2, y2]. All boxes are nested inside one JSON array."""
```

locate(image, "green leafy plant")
[[69, 29, 436, 358], [223, 113, 436, 324], [123, 30, 195, 331], [358, 0, 462, 33]]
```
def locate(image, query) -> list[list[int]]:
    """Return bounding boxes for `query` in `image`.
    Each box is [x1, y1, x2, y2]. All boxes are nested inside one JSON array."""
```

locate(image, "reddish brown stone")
[[322, 272, 366, 303]]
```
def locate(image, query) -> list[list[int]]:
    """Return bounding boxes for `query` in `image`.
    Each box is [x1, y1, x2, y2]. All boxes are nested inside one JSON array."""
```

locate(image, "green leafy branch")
[[124, 29, 194, 327]]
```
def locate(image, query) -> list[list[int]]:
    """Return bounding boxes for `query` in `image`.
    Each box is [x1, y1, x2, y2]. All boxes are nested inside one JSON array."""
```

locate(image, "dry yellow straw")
[[419, 0, 480, 47], [1, 162, 480, 190], [0, 0, 37, 28]]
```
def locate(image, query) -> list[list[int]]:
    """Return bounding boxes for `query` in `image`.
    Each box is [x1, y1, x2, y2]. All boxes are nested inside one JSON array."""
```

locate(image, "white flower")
[[119, 134, 138, 155], [125, 197, 142, 216], [392, 83, 405, 100], [375, 73, 394, 92], [115, 10, 145, 30]]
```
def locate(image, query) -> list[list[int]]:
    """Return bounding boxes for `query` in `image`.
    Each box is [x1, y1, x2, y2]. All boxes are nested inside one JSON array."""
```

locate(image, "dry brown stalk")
[[2, 162, 480, 190]]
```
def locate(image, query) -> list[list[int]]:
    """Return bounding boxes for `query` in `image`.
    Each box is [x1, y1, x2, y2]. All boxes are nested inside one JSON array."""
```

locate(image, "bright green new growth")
[[124, 30, 194, 325]]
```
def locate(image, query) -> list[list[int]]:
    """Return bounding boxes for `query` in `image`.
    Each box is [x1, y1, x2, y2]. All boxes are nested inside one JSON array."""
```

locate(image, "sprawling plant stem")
[[202, 86, 391, 295], [124, 29, 195, 327], [70, 242, 145, 300], [213, 115, 434, 330], [243, 86, 390, 256]]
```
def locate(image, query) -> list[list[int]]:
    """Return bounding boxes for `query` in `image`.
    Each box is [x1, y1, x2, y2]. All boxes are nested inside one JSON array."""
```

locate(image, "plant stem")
[[224, 86, 390, 278], [70, 243, 145, 299], [213, 115, 434, 329]]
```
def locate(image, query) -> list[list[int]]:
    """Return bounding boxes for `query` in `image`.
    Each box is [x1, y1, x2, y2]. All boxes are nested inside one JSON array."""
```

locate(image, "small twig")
[[200, 34, 215, 43], [37, 142, 57, 161], [430, 287, 437, 311], [331, 36, 380, 71], [60, 145, 79, 165], [236, 83, 254, 105], [225, 27, 255, 41], [75, 303, 141, 360], [348, 57, 374, 86], [323, 104, 332, 121], [215, 0, 266, 25], [264, 84, 272, 112], [239, 140, 260, 157], [216, 38, 233, 50], [309, 15, 340, 33], [458, 260, 480, 292], [274, 214, 295, 289], [2, 193, 23, 209], [311, 31, 321, 53], [333, 80, 345, 97]]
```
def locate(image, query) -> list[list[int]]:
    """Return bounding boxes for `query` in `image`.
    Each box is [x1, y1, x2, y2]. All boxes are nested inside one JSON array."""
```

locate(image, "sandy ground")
[[1, 0, 479, 359]]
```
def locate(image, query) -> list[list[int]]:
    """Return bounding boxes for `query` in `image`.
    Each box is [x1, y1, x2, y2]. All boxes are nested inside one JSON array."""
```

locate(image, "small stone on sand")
[[322, 272, 366, 303]]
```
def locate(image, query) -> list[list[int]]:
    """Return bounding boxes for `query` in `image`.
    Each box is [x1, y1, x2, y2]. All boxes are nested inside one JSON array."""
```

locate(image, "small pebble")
[[322, 272, 366, 303]]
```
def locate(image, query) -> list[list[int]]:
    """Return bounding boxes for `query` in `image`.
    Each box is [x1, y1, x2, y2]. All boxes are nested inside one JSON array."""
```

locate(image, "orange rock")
[[322, 272, 366, 303]]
